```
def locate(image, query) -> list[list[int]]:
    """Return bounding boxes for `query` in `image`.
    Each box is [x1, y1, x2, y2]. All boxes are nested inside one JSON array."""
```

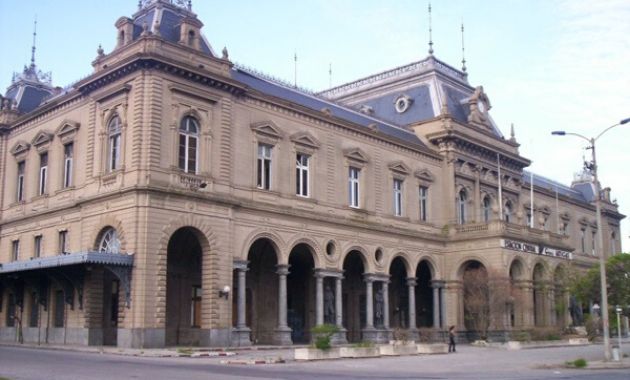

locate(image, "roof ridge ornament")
[[139, 0, 192, 11], [461, 21, 467, 73], [428, 2, 434, 56]]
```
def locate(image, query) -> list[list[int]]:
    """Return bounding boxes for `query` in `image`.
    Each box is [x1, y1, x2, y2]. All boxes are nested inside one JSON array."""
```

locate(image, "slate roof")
[[231, 67, 429, 151], [522, 170, 590, 203]]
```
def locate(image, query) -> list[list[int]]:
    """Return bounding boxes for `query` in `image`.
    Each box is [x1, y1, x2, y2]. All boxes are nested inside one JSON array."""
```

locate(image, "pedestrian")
[[448, 325, 456, 353]]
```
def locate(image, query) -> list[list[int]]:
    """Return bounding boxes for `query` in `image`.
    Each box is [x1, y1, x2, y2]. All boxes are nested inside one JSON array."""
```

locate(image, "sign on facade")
[[501, 239, 572, 260]]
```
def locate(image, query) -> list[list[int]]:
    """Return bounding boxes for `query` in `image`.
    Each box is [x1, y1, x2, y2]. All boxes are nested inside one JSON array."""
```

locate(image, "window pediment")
[[414, 168, 434, 183], [578, 217, 588, 226], [539, 206, 551, 215], [343, 147, 369, 163], [56, 120, 80, 140], [290, 131, 320, 150], [560, 211, 571, 221], [387, 161, 410, 175], [11, 140, 31, 156], [31, 130, 54, 148], [250, 121, 284, 140]]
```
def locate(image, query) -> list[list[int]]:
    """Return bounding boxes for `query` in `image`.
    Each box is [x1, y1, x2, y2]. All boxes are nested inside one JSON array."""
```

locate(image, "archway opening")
[[166, 227, 203, 346], [508, 259, 525, 328], [533, 263, 546, 327], [553, 266, 567, 328], [388, 257, 408, 329], [461, 260, 488, 337], [342, 250, 366, 343], [416, 260, 434, 327], [287, 243, 316, 343], [246, 238, 279, 344]]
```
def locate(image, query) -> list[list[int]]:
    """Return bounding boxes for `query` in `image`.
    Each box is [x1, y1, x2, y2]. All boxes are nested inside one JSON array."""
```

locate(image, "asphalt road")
[[0, 344, 627, 380]]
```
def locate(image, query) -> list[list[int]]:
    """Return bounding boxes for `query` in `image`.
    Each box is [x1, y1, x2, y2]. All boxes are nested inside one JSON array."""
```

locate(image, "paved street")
[[0, 344, 628, 380]]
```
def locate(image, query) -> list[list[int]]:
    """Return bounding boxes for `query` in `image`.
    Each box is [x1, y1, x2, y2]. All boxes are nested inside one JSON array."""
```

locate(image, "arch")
[[287, 242, 317, 343], [414, 255, 440, 279], [482, 194, 492, 222], [178, 115, 200, 173], [342, 249, 368, 343], [339, 245, 369, 272], [286, 236, 322, 269], [452, 256, 490, 280], [457, 187, 469, 224], [385, 251, 412, 277], [508, 257, 527, 281], [92, 217, 128, 253], [532, 261, 550, 282], [239, 230, 284, 263]]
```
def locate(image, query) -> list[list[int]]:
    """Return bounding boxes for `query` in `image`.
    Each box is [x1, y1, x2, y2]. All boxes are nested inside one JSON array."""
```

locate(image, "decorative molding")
[[290, 131, 321, 150], [55, 120, 80, 141], [250, 120, 284, 141], [387, 160, 410, 175], [343, 147, 369, 164], [31, 130, 54, 149], [414, 168, 435, 183], [10, 140, 31, 157]]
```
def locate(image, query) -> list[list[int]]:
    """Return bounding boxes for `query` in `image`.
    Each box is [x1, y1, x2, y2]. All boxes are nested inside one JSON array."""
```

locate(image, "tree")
[[463, 268, 512, 340], [572, 253, 630, 313]]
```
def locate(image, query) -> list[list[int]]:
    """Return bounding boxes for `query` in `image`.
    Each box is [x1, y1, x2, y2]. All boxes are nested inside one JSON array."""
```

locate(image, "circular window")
[[326, 241, 336, 257], [375, 248, 384, 264], [394, 95, 412, 113]]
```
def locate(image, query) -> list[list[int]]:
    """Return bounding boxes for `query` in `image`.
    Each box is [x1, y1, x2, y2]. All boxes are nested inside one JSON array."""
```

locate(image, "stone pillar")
[[549, 287, 557, 327], [273, 264, 292, 345], [407, 278, 417, 330], [473, 166, 481, 222], [431, 281, 442, 329], [382, 281, 390, 329], [365, 279, 374, 329], [441, 283, 447, 329], [232, 260, 251, 346], [335, 277, 343, 328], [315, 273, 324, 326]]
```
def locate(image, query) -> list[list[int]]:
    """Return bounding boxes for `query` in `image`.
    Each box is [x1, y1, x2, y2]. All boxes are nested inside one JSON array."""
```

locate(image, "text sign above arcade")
[[501, 239, 572, 260]]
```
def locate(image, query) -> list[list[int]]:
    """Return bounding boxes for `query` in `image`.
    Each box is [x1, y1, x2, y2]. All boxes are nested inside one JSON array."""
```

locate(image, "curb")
[[221, 357, 286, 365]]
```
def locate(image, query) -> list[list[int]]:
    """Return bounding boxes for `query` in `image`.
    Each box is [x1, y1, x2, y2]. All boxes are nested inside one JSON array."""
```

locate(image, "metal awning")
[[0, 251, 134, 274]]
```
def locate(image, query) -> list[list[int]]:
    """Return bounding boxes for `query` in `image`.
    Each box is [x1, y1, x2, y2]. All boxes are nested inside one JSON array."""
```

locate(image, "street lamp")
[[551, 117, 630, 361]]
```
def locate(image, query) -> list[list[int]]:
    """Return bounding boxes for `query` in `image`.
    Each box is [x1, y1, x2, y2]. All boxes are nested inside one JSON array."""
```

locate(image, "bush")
[[392, 328, 410, 343], [311, 324, 339, 350], [530, 327, 562, 341], [512, 331, 530, 342], [572, 358, 587, 368], [353, 341, 374, 348], [584, 315, 601, 341]]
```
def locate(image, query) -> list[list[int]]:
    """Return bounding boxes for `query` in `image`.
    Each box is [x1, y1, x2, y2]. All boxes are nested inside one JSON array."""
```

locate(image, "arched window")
[[611, 232, 617, 255], [188, 30, 195, 46], [107, 115, 122, 172], [482, 196, 491, 222], [179, 116, 199, 173], [98, 228, 121, 254], [504, 201, 513, 223], [458, 189, 467, 225]]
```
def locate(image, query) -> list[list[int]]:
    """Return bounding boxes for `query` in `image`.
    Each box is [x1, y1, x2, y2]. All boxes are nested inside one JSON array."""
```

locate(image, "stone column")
[[232, 260, 251, 346], [382, 281, 390, 329], [407, 278, 417, 330], [441, 283, 448, 329], [365, 278, 374, 329], [549, 287, 556, 327], [315, 272, 324, 326], [273, 264, 292, 345], [473, 166, 481, 222], [431, 280, 442, 329], [335, 277, 343, 328]]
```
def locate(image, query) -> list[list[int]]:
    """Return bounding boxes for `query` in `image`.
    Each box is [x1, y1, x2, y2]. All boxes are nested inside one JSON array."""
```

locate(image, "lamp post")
[[552, 117, 630, 361]]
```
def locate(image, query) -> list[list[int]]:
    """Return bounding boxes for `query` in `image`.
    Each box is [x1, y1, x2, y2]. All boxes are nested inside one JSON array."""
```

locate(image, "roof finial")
[[188, 0, 192, 11], [31, 16, 38, 69], [461, 21, 467, 73], [510, 123, 516, 142], [428, 2, 434, 56], [294, 51, 298, 88]]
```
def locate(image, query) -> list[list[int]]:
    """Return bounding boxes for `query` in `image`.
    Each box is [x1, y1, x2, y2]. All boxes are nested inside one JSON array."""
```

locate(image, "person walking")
[[448, 325, 456, 353]]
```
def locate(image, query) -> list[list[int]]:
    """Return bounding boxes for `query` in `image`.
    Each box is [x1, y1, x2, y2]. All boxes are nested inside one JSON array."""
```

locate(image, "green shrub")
[[353, 341, 374, 348], [573, 358, 587, 368], [311, 324, 339, 350]]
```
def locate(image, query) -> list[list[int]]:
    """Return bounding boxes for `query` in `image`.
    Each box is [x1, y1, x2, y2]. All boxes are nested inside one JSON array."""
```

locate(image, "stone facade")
[[0, 1, 624, 348]]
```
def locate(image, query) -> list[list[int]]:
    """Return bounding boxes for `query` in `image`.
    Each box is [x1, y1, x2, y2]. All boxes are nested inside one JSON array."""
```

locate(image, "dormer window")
[[188, 30, 195, 47], [118, 30, 125, 47]]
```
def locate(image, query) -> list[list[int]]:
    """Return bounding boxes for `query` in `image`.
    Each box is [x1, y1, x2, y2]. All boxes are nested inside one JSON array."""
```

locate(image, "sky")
[[1, 0, 629, 250]]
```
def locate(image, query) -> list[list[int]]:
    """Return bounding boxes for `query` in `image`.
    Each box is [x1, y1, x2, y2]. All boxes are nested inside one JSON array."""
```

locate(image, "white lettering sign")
[[501, 239, 572, 260]]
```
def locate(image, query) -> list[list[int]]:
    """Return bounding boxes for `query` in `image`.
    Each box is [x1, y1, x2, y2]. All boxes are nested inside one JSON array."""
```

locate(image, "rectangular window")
[[58, 230, 68, 254], [591, 231, 596, 255], [34, 235, 42, 258], [109, 134, 121, 172], [191, 285, 202, 327], [54, 290, 64, 327], [11, 240, 20, 261], [295, 153, 310, 197], [580, 229, 586, 253], [39, 152, 48, 195], [419, 186, 428, 221], [63, 143, 73, 188], [29, 292, 39, 328], [526, 212, 532, 228], [348, 167, 360, 208], [17, 161, 25, 202], [257, 144, 272, 190], [393, 179, 403, 216]]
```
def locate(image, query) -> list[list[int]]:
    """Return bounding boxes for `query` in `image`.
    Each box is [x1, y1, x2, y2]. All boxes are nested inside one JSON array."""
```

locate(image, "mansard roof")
[[522, 170, 588, 203]]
